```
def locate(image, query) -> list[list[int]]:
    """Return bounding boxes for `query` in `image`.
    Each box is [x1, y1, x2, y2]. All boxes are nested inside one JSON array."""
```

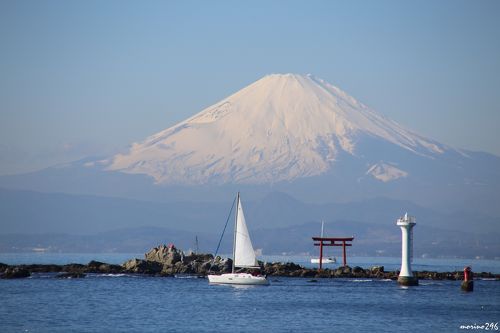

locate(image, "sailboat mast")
[[231, 192, 239, 273]]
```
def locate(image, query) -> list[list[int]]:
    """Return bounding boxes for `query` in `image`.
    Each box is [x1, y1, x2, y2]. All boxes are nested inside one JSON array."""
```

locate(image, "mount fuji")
[[1, 73, 499, 217], [107, 74, 452, 185]]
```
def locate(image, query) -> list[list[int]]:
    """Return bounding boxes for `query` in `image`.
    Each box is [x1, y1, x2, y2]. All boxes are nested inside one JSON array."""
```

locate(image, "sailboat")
[[208, 193, 269, 285], [310, 221, 337, 264]]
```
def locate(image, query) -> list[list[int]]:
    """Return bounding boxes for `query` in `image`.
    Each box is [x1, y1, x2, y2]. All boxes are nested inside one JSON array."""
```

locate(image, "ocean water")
[[1, 254, 499, 332], [1, 274, 499, 332]]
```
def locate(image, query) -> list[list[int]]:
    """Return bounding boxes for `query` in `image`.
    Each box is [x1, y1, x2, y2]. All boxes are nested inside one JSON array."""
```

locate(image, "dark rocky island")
[[1, 244, 499, 281]]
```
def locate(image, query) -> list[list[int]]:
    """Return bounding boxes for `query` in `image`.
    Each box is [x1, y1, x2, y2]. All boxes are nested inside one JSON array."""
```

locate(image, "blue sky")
[[1, 0, 499, 174]]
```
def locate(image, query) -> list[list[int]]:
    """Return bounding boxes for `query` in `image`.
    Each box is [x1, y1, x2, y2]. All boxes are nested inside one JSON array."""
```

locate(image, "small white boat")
[[208, 193, 269, 286], [311, 257, 337, 264]]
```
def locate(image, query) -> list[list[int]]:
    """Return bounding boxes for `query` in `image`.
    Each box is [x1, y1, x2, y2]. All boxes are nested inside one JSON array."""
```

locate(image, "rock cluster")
[[1, 266, 31, 279], [0, 262, 123, 279], [123, 258, 163, 274], [261, 263, 392, 279], [145, 244, 182, 265], [262, 262, 315, 277], [123, 244, 229, 276]]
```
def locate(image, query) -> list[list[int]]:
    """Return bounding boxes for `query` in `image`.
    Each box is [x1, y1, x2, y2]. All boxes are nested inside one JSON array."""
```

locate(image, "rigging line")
[[209, 196, 237, 271]]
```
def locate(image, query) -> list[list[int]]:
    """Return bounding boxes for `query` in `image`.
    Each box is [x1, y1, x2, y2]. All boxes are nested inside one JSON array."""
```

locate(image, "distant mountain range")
[[0, 73, 498, 257], [1, 188, 498, 258], [1, 222, 498, 259]]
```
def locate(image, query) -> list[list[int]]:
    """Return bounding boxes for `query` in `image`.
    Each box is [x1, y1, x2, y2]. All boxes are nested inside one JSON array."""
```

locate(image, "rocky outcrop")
[[23, 264, 63, 273], [205, 256, 231, 274], [0, 262, 9, 273], [123, 259, 162, 274], [263, 262, 309, 277], [145, 244, 182, 265], [123, 244, 227, 276], [370, 266, 385, 278], [1, 266, 31, 279], [61, 264, 87, 274], [262, 263, 489, 280], [87, 260, 123, 274]]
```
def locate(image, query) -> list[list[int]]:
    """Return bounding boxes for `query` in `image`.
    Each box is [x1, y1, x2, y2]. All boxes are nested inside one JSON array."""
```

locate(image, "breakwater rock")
[[1, 245, 499, 281], [1, 266, 31, 279], [260, 264, 498, 280], [122, 244, 230, 276]]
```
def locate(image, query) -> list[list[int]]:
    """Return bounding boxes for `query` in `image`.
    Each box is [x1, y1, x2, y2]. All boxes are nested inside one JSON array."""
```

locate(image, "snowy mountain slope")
[[107, 74, 453, 185], [365, 162, 408, 182]]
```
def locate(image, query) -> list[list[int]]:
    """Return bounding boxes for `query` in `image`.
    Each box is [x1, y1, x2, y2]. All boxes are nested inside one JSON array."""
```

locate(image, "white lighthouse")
[[396, 213, 418, 286]]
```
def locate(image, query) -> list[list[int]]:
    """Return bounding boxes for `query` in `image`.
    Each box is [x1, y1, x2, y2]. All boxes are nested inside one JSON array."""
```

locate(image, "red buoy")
[[461, 266, 473, 292]]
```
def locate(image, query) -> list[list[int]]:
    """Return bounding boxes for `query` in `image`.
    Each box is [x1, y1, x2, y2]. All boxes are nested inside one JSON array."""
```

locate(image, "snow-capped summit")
[[107, 73, 448, 184]]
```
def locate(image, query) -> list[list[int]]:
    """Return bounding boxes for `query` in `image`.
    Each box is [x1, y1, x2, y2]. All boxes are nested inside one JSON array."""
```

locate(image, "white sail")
[[234, 197, 258, 267]]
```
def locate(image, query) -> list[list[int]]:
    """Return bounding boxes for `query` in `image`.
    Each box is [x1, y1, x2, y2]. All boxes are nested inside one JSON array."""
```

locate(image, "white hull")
[[207, 273, 269, 285], [310, 258, 336, 264]]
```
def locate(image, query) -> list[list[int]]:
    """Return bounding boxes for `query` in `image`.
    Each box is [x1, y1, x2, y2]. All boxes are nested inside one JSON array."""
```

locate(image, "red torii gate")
[[313, 237, 354, 269]]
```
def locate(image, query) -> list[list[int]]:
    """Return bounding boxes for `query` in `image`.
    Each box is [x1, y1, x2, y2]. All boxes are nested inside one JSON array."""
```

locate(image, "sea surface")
[[1, 254, 499, 332]]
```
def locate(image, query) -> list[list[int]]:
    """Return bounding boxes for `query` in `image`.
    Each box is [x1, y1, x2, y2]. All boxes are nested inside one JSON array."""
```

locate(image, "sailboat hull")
[[207, 273, 269, 285]]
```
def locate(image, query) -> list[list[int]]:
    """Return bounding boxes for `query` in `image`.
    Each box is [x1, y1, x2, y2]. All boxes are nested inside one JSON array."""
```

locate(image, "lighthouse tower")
[[397, 213, 418, 286]]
